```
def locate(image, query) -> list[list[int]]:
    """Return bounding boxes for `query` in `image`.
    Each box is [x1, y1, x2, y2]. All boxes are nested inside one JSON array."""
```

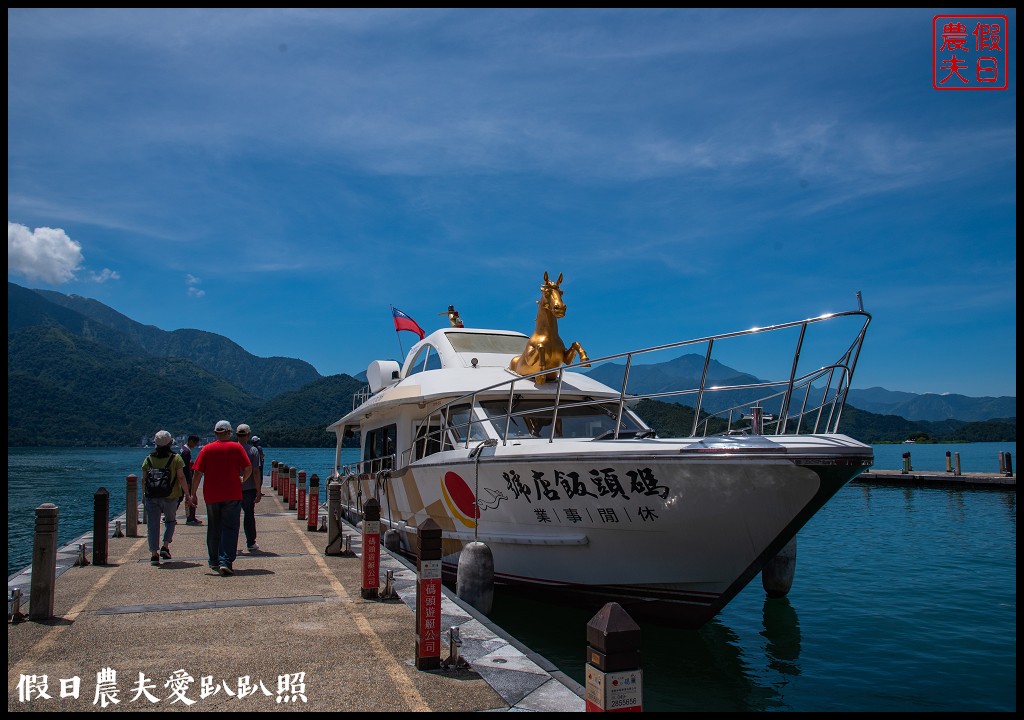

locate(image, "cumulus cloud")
[[8, 221, 84, 284]]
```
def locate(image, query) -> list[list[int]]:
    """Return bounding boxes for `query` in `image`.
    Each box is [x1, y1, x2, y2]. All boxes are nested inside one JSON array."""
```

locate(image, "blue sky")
[[8, 9, 1017, 398]]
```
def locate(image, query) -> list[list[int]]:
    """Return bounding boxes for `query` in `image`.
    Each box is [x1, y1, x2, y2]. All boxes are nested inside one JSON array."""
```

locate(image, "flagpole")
[[391, 305, 406, 360]]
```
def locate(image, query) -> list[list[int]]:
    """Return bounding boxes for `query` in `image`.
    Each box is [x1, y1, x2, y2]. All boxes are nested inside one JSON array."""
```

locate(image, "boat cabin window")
[[363, 424, 397, 471], [444, 403, 488, 443], [478, 399, 643, 440], [407, 345, 442, 377], [446, 332, 527, 354], [414, 421, 443, 460]]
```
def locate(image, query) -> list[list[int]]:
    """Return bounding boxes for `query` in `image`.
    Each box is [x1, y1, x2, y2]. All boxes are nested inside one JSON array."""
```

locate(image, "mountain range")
[[6, 281, 1016, 446]]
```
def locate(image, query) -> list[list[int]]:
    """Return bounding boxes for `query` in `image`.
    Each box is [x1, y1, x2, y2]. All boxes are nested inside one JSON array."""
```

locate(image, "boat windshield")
[[478, 399, 643, 440], [445, 332, 527, 354]]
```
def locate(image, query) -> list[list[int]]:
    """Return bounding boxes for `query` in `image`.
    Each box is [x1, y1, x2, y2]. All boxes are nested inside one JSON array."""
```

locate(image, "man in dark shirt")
[[181, 434, 202, 525]]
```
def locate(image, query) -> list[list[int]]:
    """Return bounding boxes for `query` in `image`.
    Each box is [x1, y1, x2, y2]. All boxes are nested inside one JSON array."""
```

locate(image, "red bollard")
[[288, 467, 297, 510], [271, 461, 278, 491], [415, 517, 443, 670], [307, 474, 320, 531], [297, 471, 307, 521], [361, 498, 381, 600]]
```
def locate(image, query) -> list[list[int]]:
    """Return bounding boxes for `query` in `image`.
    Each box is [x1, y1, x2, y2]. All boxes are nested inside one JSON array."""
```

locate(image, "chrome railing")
[[364, 307, 871, 464]]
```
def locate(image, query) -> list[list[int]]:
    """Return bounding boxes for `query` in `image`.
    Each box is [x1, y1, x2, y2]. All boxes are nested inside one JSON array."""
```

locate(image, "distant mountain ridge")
[[11, 282, 320, 399], [582, 352, 1015, 423], [6, 281, 1015, 446]]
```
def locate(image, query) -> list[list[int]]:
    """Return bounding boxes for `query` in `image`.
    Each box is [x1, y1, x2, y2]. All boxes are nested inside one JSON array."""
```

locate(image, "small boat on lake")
[[327, 274, 873, 628]]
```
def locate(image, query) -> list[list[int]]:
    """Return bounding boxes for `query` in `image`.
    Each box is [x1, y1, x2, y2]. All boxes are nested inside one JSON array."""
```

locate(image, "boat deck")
[[7, 480, 584, 712]]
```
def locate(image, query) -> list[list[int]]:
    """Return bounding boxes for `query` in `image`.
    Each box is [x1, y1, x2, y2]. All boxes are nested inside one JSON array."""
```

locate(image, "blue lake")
[[7, 442, 1016, 711]]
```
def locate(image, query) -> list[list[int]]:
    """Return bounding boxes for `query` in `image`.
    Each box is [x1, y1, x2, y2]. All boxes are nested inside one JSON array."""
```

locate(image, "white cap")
[[236, 423, 251, 435], [153, 430, 173, 447], [214, 420, 232, 433]]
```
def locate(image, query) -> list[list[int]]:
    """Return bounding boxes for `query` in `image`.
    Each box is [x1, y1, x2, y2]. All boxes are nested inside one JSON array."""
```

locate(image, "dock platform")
[[7, 481, 585, 712], [855, 470, 1015, 488]]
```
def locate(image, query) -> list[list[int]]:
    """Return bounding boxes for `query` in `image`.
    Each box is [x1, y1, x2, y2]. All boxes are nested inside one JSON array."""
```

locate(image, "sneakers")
[[160, 546, 172, 559], [186, 518, 203, 525], [208, 562, 219, 572], [151, 553, 160, 566], [218, 564, 234, 577], [246, 543, 260, 552]]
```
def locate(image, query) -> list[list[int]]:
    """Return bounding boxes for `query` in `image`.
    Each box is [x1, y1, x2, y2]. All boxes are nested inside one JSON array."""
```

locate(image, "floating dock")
[[7, 480, 585, 712], [854, 470, 1015, 488]]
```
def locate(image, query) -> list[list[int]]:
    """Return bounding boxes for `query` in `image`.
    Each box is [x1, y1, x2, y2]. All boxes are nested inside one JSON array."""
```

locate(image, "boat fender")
[[761, 537, 797, 598], [456, 541, 494, 615]]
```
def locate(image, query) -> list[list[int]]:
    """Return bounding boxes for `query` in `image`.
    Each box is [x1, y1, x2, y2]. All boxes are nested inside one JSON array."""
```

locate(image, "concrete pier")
[[855, 470, 1015, 488], [7, 478, 584, 712]]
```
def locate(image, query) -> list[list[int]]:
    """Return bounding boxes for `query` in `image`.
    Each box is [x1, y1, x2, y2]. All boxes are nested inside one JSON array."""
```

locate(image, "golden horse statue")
[[509, 272, 590, 383]]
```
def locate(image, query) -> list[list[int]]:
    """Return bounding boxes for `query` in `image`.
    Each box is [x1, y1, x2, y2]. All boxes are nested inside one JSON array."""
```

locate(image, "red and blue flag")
[[392, 307, 425, 340]]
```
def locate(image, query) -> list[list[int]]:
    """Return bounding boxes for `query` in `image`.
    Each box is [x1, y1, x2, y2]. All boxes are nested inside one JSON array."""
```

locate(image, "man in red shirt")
[[192, 420, 251, 575]]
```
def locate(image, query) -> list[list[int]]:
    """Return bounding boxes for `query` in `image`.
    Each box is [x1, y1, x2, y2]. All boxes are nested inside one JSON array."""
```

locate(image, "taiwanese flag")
[[392, 307, 426, 340]]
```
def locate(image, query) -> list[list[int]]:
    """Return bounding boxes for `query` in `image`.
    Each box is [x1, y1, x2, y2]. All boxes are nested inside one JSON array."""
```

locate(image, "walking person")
[[235, 424, 264, 552], [142, 431, 194, 566], [192, 420, 251, 576], [180, 434, 203, 525]]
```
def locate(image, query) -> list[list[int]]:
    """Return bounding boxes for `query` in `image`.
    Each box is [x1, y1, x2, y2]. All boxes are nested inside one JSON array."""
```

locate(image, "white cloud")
[[7, 221, 83, 284], [89, 268, 120, 283], [186, 274, 205, 297]]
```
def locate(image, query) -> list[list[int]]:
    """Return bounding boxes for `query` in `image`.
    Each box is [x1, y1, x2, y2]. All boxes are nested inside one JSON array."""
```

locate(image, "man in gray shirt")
[[235, 424, 264, 552]]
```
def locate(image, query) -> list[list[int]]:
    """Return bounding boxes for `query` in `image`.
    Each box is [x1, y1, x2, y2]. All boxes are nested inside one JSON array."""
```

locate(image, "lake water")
[[7, 442, 1016, 711]]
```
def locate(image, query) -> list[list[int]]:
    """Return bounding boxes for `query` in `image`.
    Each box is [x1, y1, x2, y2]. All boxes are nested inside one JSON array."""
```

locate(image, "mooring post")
[[307, 474, 320, 531], [1005, 453, 1013, 477], [325, 480, 345, 555], [271, 460, 278, 492], [998, 452, 1006, 474], [954, 452, 962, 476], [278, 464, 288, 498], [415, 517, 443, 670], [29, 503, 59, 621], [901, 451, 911, 474], [93, 487, 109, 565], [288, 467, 298, 510], [945, 451, 953, 473], [361, 498, 381, 599], [297, 470, 307, 521], [126, 474, 139, 537], [585, 602, 643, 712]]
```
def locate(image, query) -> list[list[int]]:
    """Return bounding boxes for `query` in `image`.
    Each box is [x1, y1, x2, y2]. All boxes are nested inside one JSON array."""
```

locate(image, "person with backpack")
[[143, 430, 194, 566]]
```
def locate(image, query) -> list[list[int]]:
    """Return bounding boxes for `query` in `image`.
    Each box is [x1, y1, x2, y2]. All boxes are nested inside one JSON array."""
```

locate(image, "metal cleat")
[[441, 626, 470, 670], [74, 543, 91, 567], [9, 589, 26, 623]]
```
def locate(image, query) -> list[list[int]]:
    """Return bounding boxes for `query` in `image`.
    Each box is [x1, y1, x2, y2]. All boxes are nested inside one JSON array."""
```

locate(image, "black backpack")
[[144, 453, 177, 498]]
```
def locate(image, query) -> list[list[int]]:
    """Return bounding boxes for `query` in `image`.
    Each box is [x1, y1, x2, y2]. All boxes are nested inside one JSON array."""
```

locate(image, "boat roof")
[[328, 327, 620, 431]]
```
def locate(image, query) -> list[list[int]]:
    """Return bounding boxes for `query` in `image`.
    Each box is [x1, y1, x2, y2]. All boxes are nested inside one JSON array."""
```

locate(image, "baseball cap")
[[214, 420, 232, 433], [153, 430, 173, 447], [236, 423, 251, 435], [250, 436, 261, 445]]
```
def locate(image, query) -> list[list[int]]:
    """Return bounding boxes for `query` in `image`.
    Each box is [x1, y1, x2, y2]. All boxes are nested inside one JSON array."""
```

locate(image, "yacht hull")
[[338, 434, 871, 628]]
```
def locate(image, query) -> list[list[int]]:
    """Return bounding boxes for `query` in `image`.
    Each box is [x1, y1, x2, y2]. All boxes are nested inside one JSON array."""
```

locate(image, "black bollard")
[[585, 602, 643, 712], [325, 480, 345, 554], [29, 503, 59, 621], [415, 517, 443, 670], [1005, 453, 1013, 477], [93, 487, 109, 565]]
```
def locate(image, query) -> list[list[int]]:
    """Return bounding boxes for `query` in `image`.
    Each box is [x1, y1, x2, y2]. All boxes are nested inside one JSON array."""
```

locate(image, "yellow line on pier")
[[287, 521, 430, 713]]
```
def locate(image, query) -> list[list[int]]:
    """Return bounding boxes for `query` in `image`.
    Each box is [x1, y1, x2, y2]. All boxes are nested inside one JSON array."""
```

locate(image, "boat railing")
[[403, 307, 870, 451]]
